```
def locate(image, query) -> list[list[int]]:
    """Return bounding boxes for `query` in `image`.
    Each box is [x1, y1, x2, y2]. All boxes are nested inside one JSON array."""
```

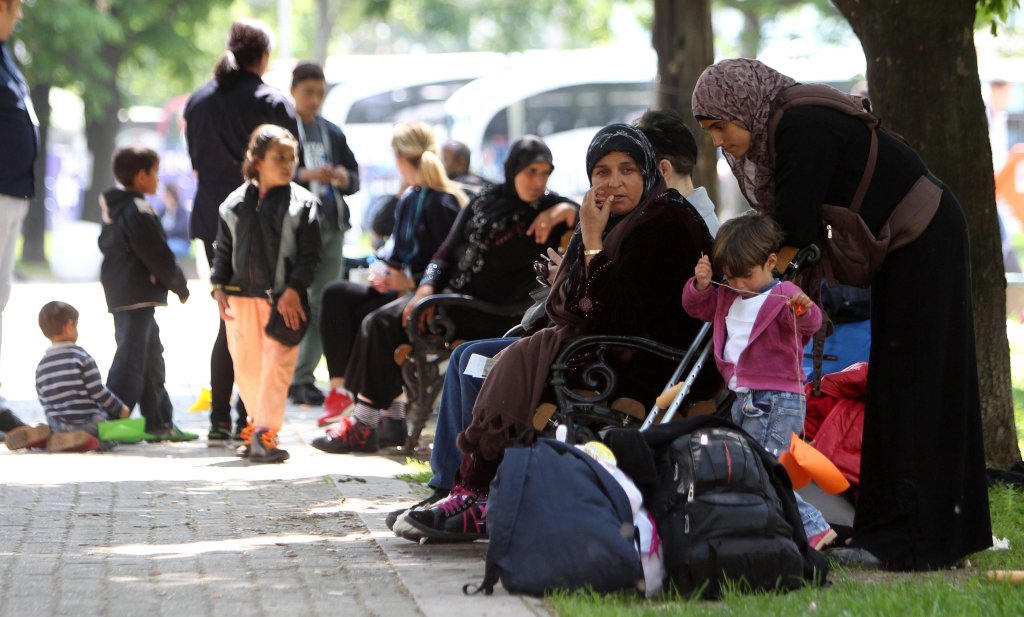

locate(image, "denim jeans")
[[731, 389, 830, 538], [107, 307, 174, 434], [429, 338, 516, 491]]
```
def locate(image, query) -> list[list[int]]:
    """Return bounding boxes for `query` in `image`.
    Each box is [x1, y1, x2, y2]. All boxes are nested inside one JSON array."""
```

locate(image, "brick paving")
[[0, 279, 547, 617]]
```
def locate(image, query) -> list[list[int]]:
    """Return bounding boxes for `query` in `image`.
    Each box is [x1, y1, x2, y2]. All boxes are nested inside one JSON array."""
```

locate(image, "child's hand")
[[789, 292, 812, 316], [694, 255, 712, 291], [213, 289, 232, 321], [119, 405, 130, 419]]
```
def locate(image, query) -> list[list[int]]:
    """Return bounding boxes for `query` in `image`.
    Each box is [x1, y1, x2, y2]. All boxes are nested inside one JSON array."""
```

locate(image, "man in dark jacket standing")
[[99, 147, 194, 441], [0, 0, 34, 391], [184, 18, 299, 443]]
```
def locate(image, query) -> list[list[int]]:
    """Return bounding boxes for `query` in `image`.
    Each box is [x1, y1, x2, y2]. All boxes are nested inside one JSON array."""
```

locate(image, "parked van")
[[443, 47, 657, 197], [319, 52, 506, 231]]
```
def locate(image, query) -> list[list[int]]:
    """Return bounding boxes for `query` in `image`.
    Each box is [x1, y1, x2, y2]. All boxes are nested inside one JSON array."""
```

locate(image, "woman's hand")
[[276, 287, 307, 331], [545, 246, 563, 285], [694, 255, 713, 291], [369, 265, 413, 294], [402, 284, 437, 330], [213, 289, 233, 321], [579, 186, 611, 250], [528, 202, 577, 244]]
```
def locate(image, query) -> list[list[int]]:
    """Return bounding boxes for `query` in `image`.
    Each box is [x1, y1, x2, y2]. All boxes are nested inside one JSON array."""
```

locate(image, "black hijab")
[[553, 123, 667, 304], [447, 136, 566, 291]]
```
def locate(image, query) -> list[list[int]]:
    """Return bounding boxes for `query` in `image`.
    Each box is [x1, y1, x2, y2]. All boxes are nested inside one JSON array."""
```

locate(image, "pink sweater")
[[682, 278, 822, 394]]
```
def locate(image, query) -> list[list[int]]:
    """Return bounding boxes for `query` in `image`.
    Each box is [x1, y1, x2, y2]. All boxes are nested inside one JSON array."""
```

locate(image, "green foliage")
[[977, 0, 1023, 35], [344, 0, 643, 53], [15, 0, 232, 115], [396, 457, 433, 484]]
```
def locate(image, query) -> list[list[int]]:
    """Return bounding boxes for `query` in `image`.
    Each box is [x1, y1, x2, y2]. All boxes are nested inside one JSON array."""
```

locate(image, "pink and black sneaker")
[[402, 485, 488, 542], [317, 389, 355, 426]]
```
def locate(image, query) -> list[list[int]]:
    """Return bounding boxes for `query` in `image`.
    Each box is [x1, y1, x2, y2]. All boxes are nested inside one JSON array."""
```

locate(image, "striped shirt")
[[35, 343, 124, 425]]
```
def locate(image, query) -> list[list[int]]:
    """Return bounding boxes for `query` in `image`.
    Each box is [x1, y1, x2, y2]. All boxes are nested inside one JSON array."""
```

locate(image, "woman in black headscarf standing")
[[311, 135, 578, 454], [400, 124, 716, 542]]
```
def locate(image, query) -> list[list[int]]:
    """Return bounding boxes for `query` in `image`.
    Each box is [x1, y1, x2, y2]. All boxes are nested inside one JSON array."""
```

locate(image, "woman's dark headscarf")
[[501, 135, 554, 198], [550, 123, 667, 317], [446, 135, 565, 291], [584, 123, 661, 202]]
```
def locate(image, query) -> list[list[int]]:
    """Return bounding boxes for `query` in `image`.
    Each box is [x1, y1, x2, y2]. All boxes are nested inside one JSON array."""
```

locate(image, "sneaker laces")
[[239, 422, 255, 445], [257, 429, 279, 449], [436, 485, 487, 517]]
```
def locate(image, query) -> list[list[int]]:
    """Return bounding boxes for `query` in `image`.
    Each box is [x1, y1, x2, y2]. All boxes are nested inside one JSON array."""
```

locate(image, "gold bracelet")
[[583, 249, 602, 256]]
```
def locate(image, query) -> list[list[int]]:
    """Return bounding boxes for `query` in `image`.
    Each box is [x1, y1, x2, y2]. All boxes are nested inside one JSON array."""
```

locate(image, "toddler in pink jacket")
[[682, 211, 835, 551]]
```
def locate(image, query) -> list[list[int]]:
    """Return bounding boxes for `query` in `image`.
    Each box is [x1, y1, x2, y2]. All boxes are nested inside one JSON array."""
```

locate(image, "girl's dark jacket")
[[98, 188, 190, 312], [210, 182, 321, 297]]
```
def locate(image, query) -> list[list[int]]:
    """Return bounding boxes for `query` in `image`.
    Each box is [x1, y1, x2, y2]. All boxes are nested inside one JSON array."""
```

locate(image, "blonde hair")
[[392, 122, 469, 207]]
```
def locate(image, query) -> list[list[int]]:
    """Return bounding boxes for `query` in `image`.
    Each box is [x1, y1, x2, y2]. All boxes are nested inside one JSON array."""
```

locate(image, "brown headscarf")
[[691, 58, 796, 212], [459, 124, 667, 461]]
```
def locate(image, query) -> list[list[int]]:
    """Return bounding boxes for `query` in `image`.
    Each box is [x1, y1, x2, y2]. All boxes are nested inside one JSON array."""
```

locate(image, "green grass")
[[396, 457, 433, 484], [549, 484, 1024, 617]]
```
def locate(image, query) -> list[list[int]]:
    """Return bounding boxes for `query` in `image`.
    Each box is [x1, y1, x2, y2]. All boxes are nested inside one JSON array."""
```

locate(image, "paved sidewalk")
[[0, 280, 549, 617]]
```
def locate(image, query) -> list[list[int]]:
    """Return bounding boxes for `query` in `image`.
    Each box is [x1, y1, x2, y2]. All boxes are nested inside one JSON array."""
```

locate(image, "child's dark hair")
[[112, 146, 159, 189], [241, 124, 299, 182], [38, 301, 79, 338], [712, 212, 784, 278], [291, 61, 325, 88], [635, 109, 698, 177]]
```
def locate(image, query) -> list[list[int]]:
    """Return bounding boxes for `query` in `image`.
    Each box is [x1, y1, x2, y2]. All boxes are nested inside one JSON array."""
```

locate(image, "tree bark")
[[834, 0, 1020, 467], [22, 84, 50, 263], [81, 44, 124, 225], [652, 0, 719, 208], [314, 0, 332, 65], [739, 9, 762, 59]]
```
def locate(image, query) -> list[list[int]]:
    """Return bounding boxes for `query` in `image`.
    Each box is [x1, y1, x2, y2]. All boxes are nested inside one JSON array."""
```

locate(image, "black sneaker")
[[249, 429, 289, 464], [208, 427, 232, 447], [378, 417, 408, 449], [310, 417, 379, 454], [288, 383, 325, 406], [386, 487, 449, 530], [401, 486, 488, 542]]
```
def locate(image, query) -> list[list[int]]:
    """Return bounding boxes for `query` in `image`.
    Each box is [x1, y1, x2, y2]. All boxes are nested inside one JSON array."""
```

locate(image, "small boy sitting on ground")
[[35, 301, 130, 452], [98, 146, 196, 442]]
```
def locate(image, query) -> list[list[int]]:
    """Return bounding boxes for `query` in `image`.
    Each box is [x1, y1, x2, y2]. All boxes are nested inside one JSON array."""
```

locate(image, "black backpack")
[[606, 416, 829, 599], [465, 438, 645, 597]]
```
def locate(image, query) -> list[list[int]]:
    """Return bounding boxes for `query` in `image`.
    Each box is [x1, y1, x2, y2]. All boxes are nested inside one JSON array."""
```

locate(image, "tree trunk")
[[22, 83, 50, 263], [314, 0, 332, 65], [834, 0, 1020, 468], [739, 9, 762, 59], [652, 0, 719, 208]]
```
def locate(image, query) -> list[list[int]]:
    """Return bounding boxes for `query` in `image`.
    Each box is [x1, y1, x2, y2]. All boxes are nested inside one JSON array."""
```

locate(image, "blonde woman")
[[313, 122, 465, 447]]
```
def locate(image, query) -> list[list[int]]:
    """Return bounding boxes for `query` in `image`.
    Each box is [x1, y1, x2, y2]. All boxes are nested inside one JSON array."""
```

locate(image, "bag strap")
[[767, 84, 880, 215]]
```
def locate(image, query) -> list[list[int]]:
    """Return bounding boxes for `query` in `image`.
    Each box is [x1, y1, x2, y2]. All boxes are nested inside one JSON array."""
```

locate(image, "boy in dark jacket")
[[98, 146, 196, 441]]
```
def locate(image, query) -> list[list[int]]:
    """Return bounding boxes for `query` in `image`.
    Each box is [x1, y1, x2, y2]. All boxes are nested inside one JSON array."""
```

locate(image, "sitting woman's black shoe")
[[824, 546, 883, 570]]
